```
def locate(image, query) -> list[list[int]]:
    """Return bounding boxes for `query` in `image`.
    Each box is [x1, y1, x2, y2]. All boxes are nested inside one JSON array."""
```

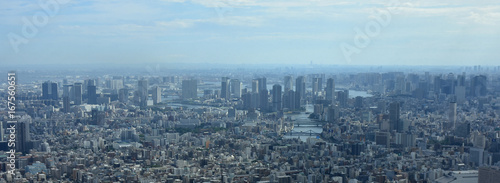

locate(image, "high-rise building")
[[251, 92, 260, 109], [258, 77, 267, 91], [389, 102, 400, 132], [182, 79, 198, 100], [242, 93, 252, 110], [260, 89, 269, 112], [152, 86, 161, 105], [221, 77, 230, 100], [73, 83, 83, 105], [337, 90, 348, 107], [87, 85, 97, 104], [283, 90, 296, 111], [433, 75, 442, 94], [63, 84, 71, 98], [479, 166, 500, 183], [111, 78, 124, 90], [355, 96, 363, 109], [327, 106, 339, 123], [455, 86, 466, 104], [471, 75, 487, 97], [0, 121, 3, 142], [449, 102, 457, 129], [119, 88, 128, 103], [272, 84, 282, 112], [84, 79, 96, 95], [16, 117, 31, 154], [42, 81, 58, 101], [312, 78, 320, 98], [230, 79, 241, 98], [295, 76, 306, 110], [325, 78, 335, 102], [284, 76, 293, 92], [252, 79, 259, 93], [63, 96, 70, 113], [295, 76, 306, 99], [470, 147, 484, 166], [138, 79, 148, 107]]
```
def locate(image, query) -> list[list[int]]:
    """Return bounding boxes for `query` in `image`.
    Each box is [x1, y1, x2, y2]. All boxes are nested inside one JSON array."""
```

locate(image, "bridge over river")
[[283, 129, 321, 136]]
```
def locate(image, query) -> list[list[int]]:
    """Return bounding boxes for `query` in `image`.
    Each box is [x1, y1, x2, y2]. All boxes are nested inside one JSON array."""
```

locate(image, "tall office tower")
[[326, 78, 335, 102], [457, 73, 466, 86], [84, 79, 96, 95], [63, 84, 71, 98], [455, 86, 466, 104], [405, 81, 412, 93], [251, 92, 260, 109], [105, 78, 112, 89], [389, 102, 400, 132], [327, 106, 339, 123], [111, 78, 124, 90], [284, 76, 293, 92], [337, 90, 348, 107], [259, 89, 269, 112], [395, 76, 405, 94], [73, 83, 83, 105], [355, 96, 363, 109], [17, 117, 31, 154], [182, 79, 198, 100], [119, 88, 129, 103], [433, 75, 442, 94], [242, 93, 252, 110], [230, 79, 242, 98], [446, 73, 456, 95], [272, 84, 282, 112], [252, 79, 259, 93], [449, 102, 457, 129], [63, 96, 70, 113], [87, 85, 97, 104], [152, 86, 161, 105], [0, 121, 3, 141], [312, 78, 320, 97], [471, 75, 487, 97], [86, 79, 95, 87], [258, 77, 267, 91], [295, 76, 306, 100], [221, 77, 230, 100], [283, 90, 296, 111], [42, 81, 58, 100], [424, 72, 431, 83], [318, 77, 323, 92], [138, 79, 148, 107]]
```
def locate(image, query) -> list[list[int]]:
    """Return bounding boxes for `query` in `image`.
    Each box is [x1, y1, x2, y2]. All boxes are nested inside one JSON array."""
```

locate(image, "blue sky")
[[1, 0, 499, 66]]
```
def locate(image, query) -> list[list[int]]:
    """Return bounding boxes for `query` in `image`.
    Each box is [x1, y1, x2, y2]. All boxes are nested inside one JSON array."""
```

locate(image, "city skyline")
[[1, 1, 500, 182], [0, 65, 499, 182]]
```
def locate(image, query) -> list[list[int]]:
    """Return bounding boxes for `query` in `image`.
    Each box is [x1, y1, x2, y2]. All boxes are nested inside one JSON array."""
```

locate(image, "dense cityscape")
[[0, 64, 499, 183]]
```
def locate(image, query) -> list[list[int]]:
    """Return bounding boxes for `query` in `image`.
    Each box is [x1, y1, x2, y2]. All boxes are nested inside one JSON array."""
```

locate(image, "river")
[[165, 90, 372, 142]]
